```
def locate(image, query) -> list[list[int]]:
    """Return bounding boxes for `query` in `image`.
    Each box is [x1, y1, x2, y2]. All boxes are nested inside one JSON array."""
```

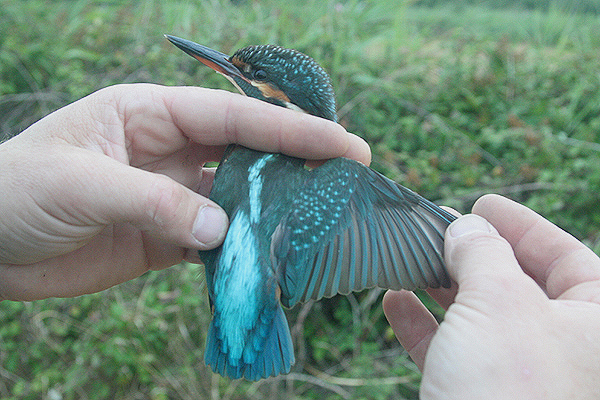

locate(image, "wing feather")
[[274, 157, 455, 308]]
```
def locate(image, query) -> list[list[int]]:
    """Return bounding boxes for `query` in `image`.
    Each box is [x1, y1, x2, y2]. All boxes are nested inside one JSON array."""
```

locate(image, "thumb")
[[75, 154, 229, 250], [444, 214, 522, 286]]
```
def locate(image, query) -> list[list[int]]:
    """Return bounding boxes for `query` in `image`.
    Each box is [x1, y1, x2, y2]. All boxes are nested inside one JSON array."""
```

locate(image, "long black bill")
[[165, 35, 247, 82]]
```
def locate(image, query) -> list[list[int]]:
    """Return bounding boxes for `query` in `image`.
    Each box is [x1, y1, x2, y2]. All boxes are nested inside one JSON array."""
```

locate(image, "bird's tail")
[[204, 304, 295, 380]]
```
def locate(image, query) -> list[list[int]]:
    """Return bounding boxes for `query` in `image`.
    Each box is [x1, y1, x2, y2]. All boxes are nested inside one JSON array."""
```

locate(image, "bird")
[[166, 35, 456, 381]]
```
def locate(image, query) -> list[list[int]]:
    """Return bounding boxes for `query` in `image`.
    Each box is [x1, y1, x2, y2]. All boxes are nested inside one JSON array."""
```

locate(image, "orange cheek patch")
[[254, 82, 291, 103]]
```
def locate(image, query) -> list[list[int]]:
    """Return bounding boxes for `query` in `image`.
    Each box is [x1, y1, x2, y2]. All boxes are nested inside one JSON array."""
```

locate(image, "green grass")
[[1, 0, 600, 398]]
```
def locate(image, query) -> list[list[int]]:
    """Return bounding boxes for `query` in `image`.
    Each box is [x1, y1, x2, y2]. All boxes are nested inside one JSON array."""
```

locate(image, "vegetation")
[[1, 0, 600, 398]]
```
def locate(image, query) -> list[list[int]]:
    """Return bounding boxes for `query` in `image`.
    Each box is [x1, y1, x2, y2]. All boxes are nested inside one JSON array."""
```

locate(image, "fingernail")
[[448, 214, 493, 238], [192, 205, 228, 246]]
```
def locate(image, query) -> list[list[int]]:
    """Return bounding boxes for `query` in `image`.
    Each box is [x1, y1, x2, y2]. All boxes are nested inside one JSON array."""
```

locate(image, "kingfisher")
[[166, 35, 456, 381]]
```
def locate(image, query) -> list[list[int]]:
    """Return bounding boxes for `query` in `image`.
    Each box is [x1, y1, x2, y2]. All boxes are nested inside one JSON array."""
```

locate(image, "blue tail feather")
[[205, 305, 295, 380]]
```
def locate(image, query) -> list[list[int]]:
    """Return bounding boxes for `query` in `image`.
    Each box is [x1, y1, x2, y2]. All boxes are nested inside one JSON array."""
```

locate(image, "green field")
[[1, 0, 600, 398]]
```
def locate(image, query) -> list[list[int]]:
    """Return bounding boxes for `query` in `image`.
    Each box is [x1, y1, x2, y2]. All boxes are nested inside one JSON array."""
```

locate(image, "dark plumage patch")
[[230, 45, 337, 122]]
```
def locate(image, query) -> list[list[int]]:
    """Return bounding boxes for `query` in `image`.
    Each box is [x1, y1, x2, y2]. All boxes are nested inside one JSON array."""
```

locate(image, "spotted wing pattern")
[[272, 157, 455, 308]]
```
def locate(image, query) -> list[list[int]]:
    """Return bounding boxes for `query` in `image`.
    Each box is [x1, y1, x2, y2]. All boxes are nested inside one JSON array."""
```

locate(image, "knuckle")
[[448, 233, 513, 267], [145, 176, 184, 230]]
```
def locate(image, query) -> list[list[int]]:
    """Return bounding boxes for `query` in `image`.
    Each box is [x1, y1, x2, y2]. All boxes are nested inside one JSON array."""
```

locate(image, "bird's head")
[[166, 35, 337, 122]]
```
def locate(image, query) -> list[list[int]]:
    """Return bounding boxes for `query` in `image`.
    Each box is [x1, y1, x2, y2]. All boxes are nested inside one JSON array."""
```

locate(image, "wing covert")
[[272, 157, 455, 308]]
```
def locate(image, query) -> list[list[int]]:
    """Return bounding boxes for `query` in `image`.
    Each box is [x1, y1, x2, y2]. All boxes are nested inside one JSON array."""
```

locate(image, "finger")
[[160, 85, 372, 164], [131, 141, 219, 188], [444, 214, 529, 287], [426, 283, 458, 310], [0, 152, 226, 299], [383, 290, 439, 370], [0, 224, 181, 301], [440, 205, 462, 218], [184, 248, 204, 265], [473, 194, 600, 300], [423, 204, 461, 307], [198, 167, 217, 198], [55, 148, 228, 251], [101, 159, 228, 249]]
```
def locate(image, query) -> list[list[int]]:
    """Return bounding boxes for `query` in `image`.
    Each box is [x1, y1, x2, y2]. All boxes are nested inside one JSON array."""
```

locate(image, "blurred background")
[[1, 0, 600, 398]]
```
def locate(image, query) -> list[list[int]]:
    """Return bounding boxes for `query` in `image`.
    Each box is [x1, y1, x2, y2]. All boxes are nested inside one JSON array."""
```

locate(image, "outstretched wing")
[[272, 157, 455, 308]]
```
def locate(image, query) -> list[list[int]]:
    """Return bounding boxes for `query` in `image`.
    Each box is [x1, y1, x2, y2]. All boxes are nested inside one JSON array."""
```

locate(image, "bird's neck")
[[222, 144, 304, 169], [210, 144, 305, 215]]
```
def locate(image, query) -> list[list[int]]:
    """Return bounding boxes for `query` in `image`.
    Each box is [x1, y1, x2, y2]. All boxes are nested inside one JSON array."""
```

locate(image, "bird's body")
[[201, 148, 301, 379], [166, 35, 456, 380]]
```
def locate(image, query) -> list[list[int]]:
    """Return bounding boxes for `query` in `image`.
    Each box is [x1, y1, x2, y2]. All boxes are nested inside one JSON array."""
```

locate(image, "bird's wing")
[[272, 157, 455, 308]]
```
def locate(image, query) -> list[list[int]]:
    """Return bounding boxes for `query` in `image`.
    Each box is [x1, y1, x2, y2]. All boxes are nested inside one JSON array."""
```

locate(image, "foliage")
[[414, 0, 600, 14], [1, 0, 600, 398]]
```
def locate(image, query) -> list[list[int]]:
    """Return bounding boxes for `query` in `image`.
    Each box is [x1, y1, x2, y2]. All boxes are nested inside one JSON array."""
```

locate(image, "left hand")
[[0, 83, 370, 301]]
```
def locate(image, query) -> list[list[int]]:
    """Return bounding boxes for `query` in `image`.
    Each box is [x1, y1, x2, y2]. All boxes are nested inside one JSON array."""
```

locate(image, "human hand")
[[384, 194, 600, 399], [0, 83, 370, 301]]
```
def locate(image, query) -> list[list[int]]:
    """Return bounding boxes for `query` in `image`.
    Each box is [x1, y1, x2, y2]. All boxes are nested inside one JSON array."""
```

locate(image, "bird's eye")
[[253, 69, 267, 81]]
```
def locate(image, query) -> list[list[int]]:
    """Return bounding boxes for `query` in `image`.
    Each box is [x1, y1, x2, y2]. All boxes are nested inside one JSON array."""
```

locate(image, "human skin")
[[6, 84, 596, 397], [0, 83, 370, 301], [384, 194, 600, 399]]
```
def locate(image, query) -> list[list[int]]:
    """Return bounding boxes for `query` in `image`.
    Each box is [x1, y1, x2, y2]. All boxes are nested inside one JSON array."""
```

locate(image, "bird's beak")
[[165, 35, 249, 83]]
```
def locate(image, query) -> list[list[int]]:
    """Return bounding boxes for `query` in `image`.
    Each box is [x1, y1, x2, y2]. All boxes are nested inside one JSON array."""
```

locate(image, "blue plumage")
[[166, 35, 456, 381], [205, 301, 293, 380]]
